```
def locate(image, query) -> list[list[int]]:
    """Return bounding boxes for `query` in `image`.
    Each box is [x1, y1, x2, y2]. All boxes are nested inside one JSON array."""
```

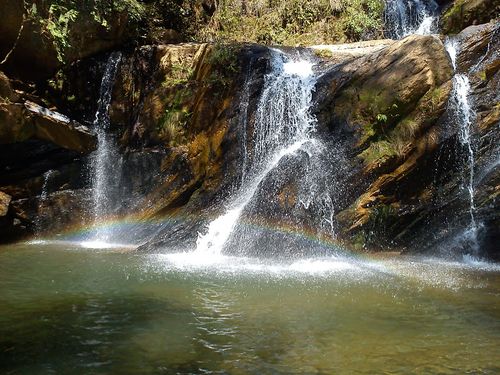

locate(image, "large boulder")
[[312, 25, 499, 259], [0, 100, 96, 153], [24, 101, 96, 153], [314, 34, 455, 250], [0, 73, 96, 153]]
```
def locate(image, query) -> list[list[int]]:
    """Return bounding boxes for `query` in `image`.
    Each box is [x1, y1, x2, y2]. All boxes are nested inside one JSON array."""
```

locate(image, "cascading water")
[[193, 50, 323, 259], [35, 169, 54, 235], [384, 0, 439, 39], [87, 52, 122, 244], [445, 39, 479, 254]]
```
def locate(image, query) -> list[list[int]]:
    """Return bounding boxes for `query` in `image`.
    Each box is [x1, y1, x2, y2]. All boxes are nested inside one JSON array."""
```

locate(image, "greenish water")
[[1, 242, 499, 374]]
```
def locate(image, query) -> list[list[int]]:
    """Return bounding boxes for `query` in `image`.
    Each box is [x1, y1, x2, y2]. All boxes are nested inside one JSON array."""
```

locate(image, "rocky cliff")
[[0, 1, 498, 259]]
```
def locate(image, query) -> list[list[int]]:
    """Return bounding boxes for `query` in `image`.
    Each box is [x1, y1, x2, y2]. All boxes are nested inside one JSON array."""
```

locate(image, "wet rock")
[[311, 25, 499, 259], [315, 34, 455, 250], [453, 22, 499, 72], [10, 189, 93, 237]]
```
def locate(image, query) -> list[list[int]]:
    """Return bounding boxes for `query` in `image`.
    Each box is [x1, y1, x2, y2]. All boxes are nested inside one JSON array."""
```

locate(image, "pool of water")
[[1, 242, 499, 374]]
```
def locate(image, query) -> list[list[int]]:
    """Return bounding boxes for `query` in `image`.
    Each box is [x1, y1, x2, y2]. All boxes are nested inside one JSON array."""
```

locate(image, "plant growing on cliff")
[[206, 43, 240, 88], [22, 0, 145, 63], [45, 4, 79, 62]]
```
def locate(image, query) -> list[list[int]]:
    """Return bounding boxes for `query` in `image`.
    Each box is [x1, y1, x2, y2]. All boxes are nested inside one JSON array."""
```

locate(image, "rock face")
[[0, 0, 129, 81], [313, 25, 499, 259], [0, 67, 98, 242], [113, 43, 270, 249], [315, 35, 454, 248], [440, 0, 500, 34], [15, 41, 269, 247], [0, 0, 498, 260]]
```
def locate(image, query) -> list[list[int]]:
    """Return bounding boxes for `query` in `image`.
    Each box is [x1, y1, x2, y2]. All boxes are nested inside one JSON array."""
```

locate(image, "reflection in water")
[[0, 243, 499, 374]]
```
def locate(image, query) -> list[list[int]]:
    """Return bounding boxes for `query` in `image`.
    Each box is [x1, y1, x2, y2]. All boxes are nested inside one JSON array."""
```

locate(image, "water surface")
[[1, 242, 499, 374]]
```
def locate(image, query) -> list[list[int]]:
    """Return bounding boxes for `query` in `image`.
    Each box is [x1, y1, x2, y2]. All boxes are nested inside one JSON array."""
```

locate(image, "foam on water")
[[146, 250, 500, 286], [283, 60, 313, 77], [152, 252, 367, 278], [78, 240, 131, 250]]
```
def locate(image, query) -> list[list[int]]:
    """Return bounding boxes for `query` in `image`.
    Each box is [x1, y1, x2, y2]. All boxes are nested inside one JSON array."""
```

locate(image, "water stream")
[[35, 169, 54, 235], [87, 52, 123, 246], [384, 0, 439, 39], [445, 39, 479, 254]]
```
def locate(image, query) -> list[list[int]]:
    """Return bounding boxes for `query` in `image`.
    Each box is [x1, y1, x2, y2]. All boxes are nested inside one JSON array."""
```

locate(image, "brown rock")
[[0, 71, 18, 101], [0, 94, 96, 153], [25, 101, 96, 153], [0, 191, 11, 217], [315, 35, 455, 249]]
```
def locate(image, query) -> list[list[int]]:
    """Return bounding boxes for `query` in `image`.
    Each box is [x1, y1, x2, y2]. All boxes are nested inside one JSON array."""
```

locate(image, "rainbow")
[[31, 209, 370, 257]]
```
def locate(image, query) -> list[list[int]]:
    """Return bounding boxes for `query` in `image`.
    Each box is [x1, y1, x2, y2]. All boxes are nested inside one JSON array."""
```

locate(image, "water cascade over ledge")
[[445, 38, 479, 255], [195, 50, 321, 257], [384, 0, 439, 39], [86, 52, 123, 246]]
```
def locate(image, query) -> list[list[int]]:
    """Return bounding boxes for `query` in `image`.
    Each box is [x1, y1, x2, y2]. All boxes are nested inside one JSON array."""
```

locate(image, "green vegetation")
[[198, 0, 385, 45], [359, 140, 398, 165], [158, 88, 193, 145], [24, 0, 146, 62], [206, 43, 240, 87], [162, 62, 194, 87], [441, 0, 465, 34], [17, 0, 386, 65]]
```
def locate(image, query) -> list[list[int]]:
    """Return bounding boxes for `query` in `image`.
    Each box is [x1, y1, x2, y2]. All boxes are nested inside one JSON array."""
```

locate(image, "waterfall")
[[194, 50, 319, 256], [88, 52, 122, 243], [36, 169, 54, 235], [384, 0, 438, 39], [445, 39, 479, 254]]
